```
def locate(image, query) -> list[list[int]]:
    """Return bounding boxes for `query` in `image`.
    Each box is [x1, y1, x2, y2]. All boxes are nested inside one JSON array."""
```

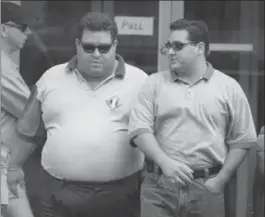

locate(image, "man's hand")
[[7, 167, 25, 198], [204, 175, 226, 194], [159, 157, 194, 186]]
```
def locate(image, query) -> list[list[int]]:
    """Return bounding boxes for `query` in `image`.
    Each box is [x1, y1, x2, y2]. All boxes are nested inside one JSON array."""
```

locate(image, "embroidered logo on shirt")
[[106, 94, 121, 110]]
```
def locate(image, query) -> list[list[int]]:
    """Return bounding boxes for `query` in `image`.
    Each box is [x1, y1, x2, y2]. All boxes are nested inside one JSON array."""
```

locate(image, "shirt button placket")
[[187, 86, 192, 99]]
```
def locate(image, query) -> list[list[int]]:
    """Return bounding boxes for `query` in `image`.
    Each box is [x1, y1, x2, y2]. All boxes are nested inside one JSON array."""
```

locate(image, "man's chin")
[[88, 69, 107, 78], [90, 68, 103, 74], [170, 64, 181, 71], [14, 43, 24, 50]]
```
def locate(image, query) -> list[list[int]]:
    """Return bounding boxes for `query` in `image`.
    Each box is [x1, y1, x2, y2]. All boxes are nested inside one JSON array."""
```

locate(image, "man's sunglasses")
[[5, 22, 28, 33], [80, 42, 113, 54], [160, 41, 194, 54]]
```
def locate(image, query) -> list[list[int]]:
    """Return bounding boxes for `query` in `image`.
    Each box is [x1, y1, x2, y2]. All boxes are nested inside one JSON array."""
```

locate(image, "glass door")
[[102, 0, 159, 75]]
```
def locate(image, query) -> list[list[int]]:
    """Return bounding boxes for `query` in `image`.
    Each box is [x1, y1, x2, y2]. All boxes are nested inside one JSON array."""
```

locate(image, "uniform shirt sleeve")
[[1, 70, 30, 118], [128, 75, 159, 141], [226, 81, 257, 149], [16, 85, 47, 146]]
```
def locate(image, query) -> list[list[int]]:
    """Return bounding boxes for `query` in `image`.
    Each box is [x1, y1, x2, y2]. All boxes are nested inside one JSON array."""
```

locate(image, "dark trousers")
[[38, 167, 141, 217]]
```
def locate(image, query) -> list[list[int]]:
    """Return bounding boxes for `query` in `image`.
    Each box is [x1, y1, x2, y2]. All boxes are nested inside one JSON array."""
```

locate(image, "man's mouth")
[[91, 62, 102, 68], [92, 62, 102, 65]]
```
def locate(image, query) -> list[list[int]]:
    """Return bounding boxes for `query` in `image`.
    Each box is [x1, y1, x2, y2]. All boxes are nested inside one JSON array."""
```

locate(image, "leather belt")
[[145, 160, 222, 179]]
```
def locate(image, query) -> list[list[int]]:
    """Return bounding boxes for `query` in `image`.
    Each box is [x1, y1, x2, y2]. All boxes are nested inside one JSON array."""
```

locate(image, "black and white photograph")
[[1, 1, 264, 217]]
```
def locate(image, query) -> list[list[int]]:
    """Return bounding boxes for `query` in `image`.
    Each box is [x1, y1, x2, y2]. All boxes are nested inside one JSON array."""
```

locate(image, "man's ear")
[[75, 38, 79, 43], [75, 38, 80, 47], [75, 38, 81, 53], [196, 42, 205, 55], [112, 39, 118, 50], [1, 24, 8, 38]]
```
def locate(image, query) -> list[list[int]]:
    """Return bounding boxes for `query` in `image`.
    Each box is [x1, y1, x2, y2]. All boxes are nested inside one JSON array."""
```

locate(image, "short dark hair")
[[76, 12, 118, 42], [169, 19, 210, 57]]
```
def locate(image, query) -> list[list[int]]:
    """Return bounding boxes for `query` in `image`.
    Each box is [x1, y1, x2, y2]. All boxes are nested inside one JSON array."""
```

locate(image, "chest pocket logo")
[[106, 94, 122, 111]]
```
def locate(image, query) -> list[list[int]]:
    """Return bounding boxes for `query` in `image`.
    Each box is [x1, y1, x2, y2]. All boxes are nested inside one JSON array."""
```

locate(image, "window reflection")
[[185, 1, 241, 43]]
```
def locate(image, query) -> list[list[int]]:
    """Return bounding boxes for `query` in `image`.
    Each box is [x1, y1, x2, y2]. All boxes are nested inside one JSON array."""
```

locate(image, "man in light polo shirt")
[[129, 19, 257, 217], [7, 12, 147, 217], [1, 2, 34, 217]]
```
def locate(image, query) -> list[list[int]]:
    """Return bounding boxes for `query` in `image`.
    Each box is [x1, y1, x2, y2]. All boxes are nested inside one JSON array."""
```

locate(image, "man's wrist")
[[156, 154, 170, 169], [215, 169, 233, 185]]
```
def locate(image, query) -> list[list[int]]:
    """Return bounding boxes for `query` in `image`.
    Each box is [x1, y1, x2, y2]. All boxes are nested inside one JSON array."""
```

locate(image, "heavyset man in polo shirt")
[[1, 2, 34, 217], [7, 12, 147, 217], [129, 19, 257, 217]]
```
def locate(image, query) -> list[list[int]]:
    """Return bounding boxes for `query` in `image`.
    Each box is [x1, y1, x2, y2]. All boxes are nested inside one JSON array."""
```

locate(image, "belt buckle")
[[204, 168, 210, 179]]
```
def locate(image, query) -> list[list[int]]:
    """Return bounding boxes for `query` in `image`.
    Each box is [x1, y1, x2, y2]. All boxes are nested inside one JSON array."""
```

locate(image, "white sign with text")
[[115, 16, 154, 36]]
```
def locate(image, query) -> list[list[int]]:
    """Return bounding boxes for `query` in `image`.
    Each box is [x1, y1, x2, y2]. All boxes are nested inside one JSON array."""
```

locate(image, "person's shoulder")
[[124, 63, 169, 84], [37, 62, 68, 82], [147, 70, 169, 83], [213, 69, 238, 84], [124, 63, 148, 80], [212, 68, 243, 91], [35, 62, 69, 90]]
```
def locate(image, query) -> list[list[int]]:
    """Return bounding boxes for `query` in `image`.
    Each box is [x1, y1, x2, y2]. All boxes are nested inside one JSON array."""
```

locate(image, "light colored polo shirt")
[[1, 51, 30, 148], [16, 55, 148, 181], [129, 63, 257, 169]]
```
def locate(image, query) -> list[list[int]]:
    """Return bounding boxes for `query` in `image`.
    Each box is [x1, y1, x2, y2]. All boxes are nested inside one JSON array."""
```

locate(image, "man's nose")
[[168, 47, 176, 55], [92, 48, 101, 57]]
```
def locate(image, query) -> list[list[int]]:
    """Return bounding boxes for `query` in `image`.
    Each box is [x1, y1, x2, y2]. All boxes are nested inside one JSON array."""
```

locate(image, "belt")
[[42, 166, 141, 187], [146, 161, 222, 179]]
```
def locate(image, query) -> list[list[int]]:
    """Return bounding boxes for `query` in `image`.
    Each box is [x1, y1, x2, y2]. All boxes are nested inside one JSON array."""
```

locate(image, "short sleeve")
[[226, 81, 257, 149], [128, 75, 159, 140], [16, 85, 47, 146]]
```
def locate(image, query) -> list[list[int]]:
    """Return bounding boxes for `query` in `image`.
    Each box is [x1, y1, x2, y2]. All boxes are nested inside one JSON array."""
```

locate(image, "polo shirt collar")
[[66, 54, 126, 78], [171, 62, 214, 82]]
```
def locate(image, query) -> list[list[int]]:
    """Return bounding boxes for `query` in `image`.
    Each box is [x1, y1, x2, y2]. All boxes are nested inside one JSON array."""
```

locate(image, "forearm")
[[8, 138, 37, 169], [133, 133, 170, 167], [217, 148, 249, 183]]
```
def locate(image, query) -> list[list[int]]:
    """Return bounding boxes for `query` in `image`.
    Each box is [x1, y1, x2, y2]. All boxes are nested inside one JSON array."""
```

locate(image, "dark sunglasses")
[[5, 22, 28, 33], [80, 42, 113, 54], [161, 41, 194, 54]]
